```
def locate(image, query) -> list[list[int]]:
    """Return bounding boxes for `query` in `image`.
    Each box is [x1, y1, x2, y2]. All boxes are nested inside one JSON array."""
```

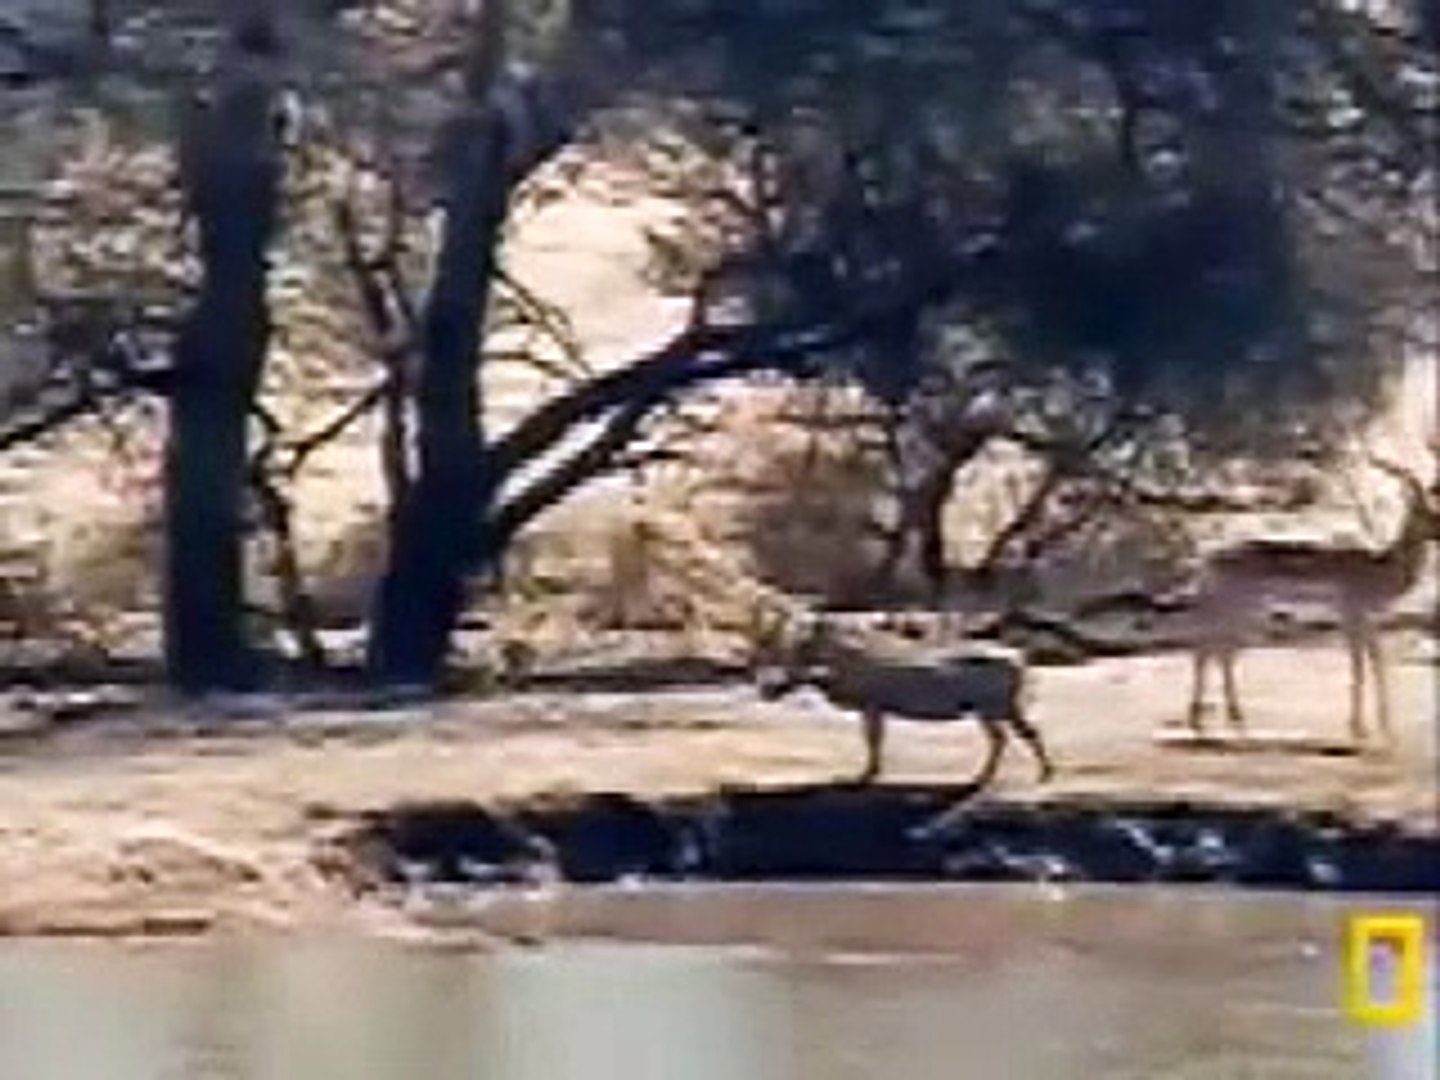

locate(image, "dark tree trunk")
[[914, 469, 954, 601], [874, 424, 992, 600], [365, 109, 513, 687], [357, 28, 968, 685], [162, 19, 282, 694]]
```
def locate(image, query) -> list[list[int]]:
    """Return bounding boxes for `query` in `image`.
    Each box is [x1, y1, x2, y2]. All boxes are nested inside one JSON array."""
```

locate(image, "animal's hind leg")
[[858, 709, 885, 784], [1363, 632, 1394, 748], [972, 718, 1008, 788], [1008, 713, 1054, 783]]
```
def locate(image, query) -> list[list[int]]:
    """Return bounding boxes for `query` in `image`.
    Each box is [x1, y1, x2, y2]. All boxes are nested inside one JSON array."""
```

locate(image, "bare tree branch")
[[490, 267, 966, 489], [281, 382, 388, 480], [333, 191, 414, 506], [245, 401, 326, 670], [493, 400, 652, 545], [493, 264, 592, 379], [247, 468, 329, 670]]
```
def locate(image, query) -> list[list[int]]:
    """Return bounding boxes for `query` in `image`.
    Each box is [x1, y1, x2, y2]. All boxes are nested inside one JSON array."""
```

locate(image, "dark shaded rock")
[[684, 784, 953, 880], [352, 802, 542, 886], [342, 789, 1440, 896], [515, 794, 687, 884], [1085, 817, 1178, 881], [939, 843, 1016, 881], [1334, 827, 1440, 894], [1234, 818, 1329, 888]]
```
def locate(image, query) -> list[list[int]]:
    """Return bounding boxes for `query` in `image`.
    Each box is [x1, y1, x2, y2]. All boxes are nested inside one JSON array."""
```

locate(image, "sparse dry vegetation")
[[0, 0, 1435, 936]]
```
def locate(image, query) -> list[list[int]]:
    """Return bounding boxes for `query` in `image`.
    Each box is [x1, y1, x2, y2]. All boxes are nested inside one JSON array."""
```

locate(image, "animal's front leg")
[[858, 709, 885, 784], [1187, 649, 1210, 733]]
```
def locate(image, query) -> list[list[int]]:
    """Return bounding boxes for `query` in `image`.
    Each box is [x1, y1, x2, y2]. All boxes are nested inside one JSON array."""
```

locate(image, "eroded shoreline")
[[0, 645, 1435, 939]]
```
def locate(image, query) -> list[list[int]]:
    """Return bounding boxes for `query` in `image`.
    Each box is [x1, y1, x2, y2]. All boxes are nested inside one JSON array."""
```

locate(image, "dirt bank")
[[0, 641, 1434, 939]]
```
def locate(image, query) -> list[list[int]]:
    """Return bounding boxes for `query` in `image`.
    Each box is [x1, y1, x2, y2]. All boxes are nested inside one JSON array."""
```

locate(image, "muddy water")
[[0, 887, 1433, 1079]]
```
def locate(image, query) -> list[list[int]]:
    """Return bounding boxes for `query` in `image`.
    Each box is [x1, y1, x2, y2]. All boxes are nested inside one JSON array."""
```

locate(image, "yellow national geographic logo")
[[1343, 913, 1428, 1028]]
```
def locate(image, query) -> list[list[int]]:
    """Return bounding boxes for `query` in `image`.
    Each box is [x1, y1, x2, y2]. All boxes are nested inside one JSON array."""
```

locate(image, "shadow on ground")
[[1154, 730, 1369, 758]]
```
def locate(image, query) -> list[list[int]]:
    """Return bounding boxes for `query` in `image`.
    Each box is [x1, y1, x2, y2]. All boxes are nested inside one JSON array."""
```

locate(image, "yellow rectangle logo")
[[1343, 913, 1428, 1028]]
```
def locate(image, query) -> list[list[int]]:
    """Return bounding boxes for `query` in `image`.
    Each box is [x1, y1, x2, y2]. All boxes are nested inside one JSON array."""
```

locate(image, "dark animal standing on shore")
[[750, 614, 1053, 785]]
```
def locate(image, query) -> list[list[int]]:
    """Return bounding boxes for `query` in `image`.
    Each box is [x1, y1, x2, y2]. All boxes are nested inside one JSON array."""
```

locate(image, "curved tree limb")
[[493, 399, 652, 547], [244, 400, 327, 670], [490, 265, 968, 491], [493, 264, 592, 379]]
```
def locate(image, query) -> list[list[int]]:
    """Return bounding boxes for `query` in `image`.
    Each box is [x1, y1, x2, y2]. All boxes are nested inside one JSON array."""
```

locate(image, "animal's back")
[[824, 651, 1020, 721], [1198, 547, 1379, 619]]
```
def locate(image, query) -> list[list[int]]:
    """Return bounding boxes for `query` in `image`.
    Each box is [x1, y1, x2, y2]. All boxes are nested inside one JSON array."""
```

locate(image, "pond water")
[[0, 887, 1433, 1079]]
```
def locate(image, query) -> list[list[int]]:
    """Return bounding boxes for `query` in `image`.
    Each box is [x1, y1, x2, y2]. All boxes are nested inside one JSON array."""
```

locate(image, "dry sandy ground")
[[0, 639, 1434, 940]]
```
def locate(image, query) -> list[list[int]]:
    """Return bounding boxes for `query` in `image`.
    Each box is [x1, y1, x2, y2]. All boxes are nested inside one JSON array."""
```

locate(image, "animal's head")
[[1367, 447, 1440, 540], [745, 608, 833, 700]]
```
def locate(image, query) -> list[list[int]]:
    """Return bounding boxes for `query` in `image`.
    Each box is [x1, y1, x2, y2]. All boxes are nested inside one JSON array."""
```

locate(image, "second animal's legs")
[[1361, 628, 1394, 747], [1345, 621, 1393, 748], [859, 709, 885, 783], [1345, 627, 1367, 744], [1219, 649, 1245, 731], [1191, 600, 1246, 735]]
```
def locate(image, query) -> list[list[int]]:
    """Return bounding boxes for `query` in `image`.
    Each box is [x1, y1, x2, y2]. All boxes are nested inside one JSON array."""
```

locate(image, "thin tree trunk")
[[874, 424, 992, 598], [363, 0, 591, 687], [365, 86, 513, 687], [162, 13, 282, 693], [250, 472, 328, 671]]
